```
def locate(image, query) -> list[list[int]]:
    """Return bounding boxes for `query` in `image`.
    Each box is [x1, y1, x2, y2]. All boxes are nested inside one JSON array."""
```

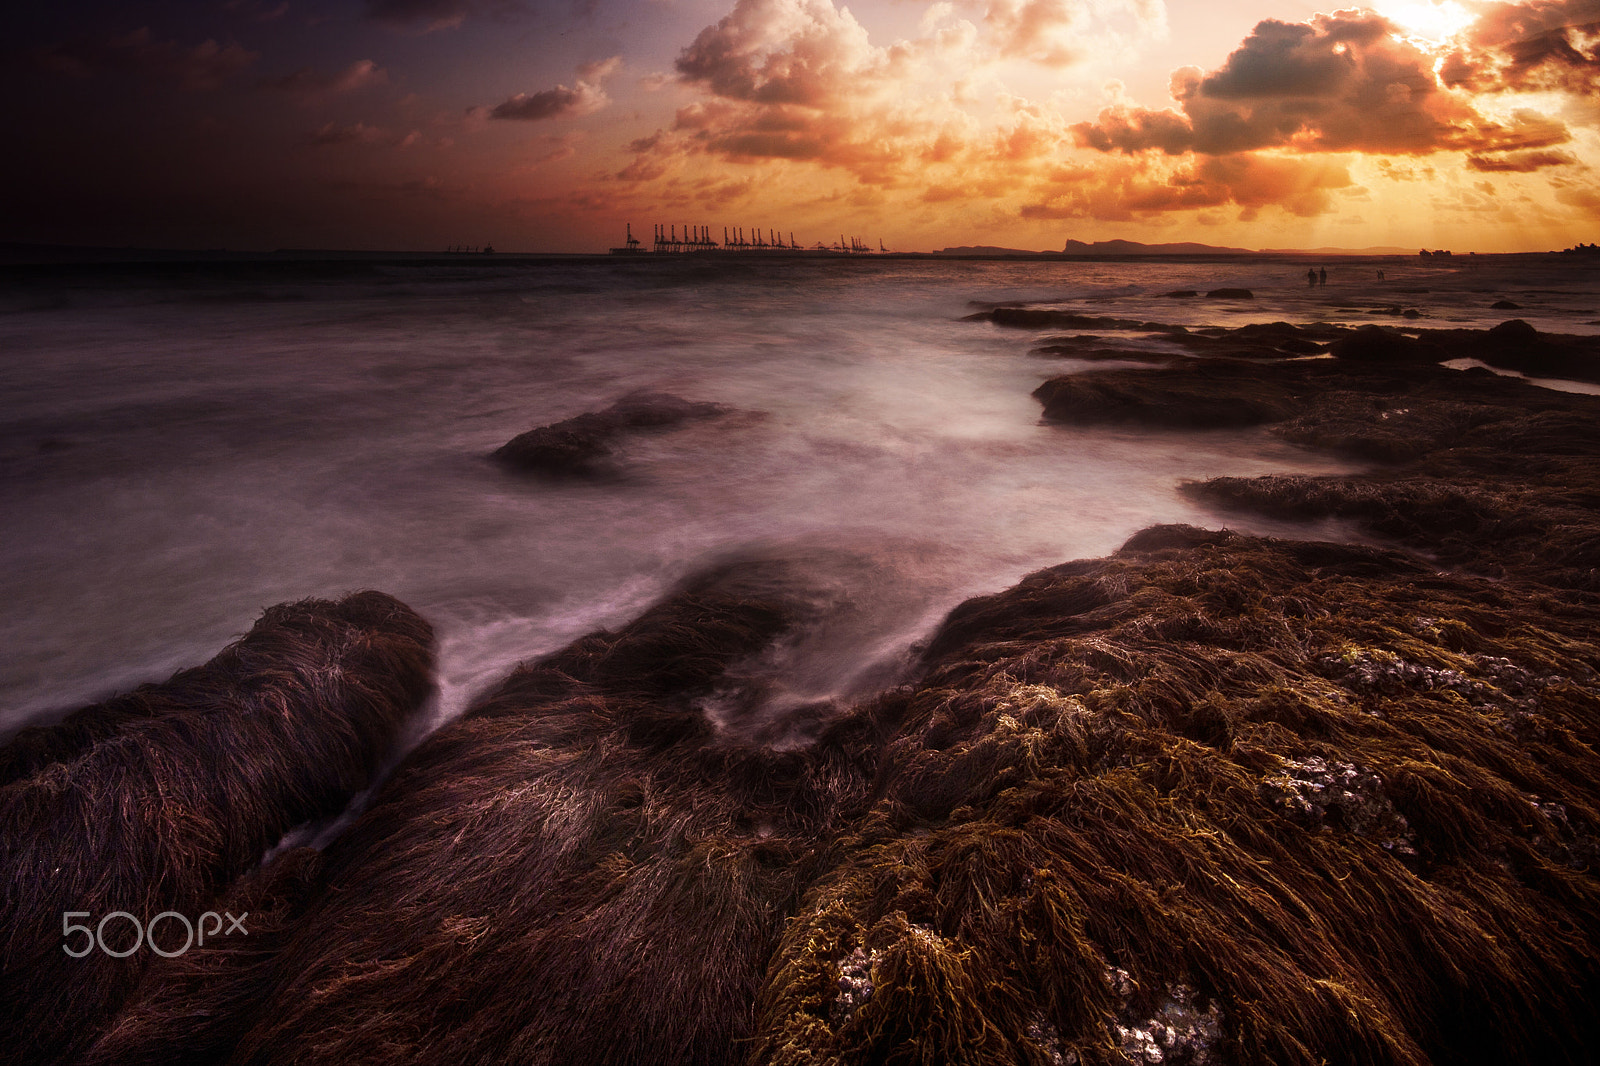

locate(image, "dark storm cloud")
[[1071, 9, 1573, 157], [1196, 17, 1377, 99], [34, 27, 257, 91]]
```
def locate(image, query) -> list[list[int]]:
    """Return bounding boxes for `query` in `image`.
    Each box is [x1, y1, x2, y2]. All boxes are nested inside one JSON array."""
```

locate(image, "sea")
[[4, 251, 1597, 745]]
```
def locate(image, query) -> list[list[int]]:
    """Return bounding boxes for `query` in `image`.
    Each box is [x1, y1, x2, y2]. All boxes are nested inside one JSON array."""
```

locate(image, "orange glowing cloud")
[[1440, 0, 1600, 96], [1072, 9, 1574, 160], [627, 0, 1175, 189], [1018, 151, 1354, 220]]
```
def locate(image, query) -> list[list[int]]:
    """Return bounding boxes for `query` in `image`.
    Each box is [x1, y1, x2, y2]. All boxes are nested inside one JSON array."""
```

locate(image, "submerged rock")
[[492, 390, 726, 477], [1030, 335, 1176, 364]]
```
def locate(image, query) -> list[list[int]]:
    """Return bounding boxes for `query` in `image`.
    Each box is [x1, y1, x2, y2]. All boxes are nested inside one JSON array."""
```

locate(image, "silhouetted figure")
[[1319, 267, 1327, 286], [1307, 268, 1317, 287], [1377, 269, 1385, 280]]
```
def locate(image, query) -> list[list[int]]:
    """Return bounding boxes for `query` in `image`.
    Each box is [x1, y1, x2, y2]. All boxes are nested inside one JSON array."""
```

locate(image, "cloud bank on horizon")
[[3, 0, 1596, 250]]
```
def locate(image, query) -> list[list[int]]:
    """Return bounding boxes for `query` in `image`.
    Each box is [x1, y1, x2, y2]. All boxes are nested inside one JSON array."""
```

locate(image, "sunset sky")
[[5, 0, 1596, 252]]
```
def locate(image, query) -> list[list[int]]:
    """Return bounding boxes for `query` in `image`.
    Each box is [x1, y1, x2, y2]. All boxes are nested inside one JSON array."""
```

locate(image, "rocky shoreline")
[[3, 314, 1599, 1065]]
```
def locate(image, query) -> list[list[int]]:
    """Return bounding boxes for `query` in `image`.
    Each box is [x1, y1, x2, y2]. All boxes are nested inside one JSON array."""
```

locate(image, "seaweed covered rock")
[[1191, 467, 1600, 590], [1033, 322, 1337, 364], [1034, 329, 1600, 476], [1032, 360, 1302, 429], [492, 390, 726, 477], [753, 528, 1600, 1066], [1167, 321, 1344, 359], [85, 559, 884, 1066], [1181, 355, 1600, 586], [0, 592, 434, 1066], [77, 533, 1600, 1066]]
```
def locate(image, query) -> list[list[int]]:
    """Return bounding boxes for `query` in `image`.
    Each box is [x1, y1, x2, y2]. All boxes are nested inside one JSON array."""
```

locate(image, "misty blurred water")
[[2, 253, 1592, 740]]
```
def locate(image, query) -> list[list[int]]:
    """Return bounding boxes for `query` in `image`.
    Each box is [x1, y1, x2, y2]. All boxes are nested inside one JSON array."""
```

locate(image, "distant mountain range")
[[937, 239, 1418, 256]]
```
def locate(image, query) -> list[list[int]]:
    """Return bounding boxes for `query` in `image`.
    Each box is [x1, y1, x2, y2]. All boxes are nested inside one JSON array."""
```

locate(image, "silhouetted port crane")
[[614, 222, 880, 255]]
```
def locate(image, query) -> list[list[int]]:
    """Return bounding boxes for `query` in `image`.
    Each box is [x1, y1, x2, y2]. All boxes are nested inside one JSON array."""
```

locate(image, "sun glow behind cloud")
[[1382, 0, 1476, 44]]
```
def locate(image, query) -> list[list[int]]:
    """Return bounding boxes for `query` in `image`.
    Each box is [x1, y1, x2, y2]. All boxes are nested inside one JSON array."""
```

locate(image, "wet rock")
[[1161, 290, 1199, 298], [1491, 300, 1522, 310], [1151, 321, 1345, 360], [972, 307, 1176, 332], [85, 559, 877, 1066], [0, 593, 434, 1066], [1320, 646, 1475, 697], [1031, 335, 1176, 364], [755, 528, 1600, 1066], [1033, 360, 1301, 429], [492, 390, 726, 477], [1185, 359, 1600, 588], [1329, 325, 1445, 364], [1489, 318, 1538, 342], [1205, 288, 1253, 299], [88, 528, 1600, 1066], [1419, 320, 1600, 382]]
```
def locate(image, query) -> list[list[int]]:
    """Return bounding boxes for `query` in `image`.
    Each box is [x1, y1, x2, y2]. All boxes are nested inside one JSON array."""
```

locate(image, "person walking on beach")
[[1319, 267, 1327, 286], [1308, 267, 1317, 287]]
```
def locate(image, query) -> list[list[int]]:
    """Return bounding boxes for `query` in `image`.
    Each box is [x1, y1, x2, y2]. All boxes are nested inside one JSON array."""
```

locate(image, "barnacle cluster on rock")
[[1259, 756, 1417, 856], [1320, 647, 1475, 697], [1105, 968, 1224, 1066], [830, 945, 879, 1025]]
